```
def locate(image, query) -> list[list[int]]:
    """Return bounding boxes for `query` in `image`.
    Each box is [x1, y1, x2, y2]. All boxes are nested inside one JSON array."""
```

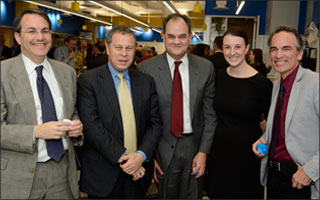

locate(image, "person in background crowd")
[[192, 43, 210, 58], [206, 28, 272, 199], [253, 25, 319, 199], [139, 46, 153, 62], [54, 35, 77, 68], [151, 46, 157, 56], [139, 13, 217, 199], [1, 8, 83, 199], [248, 48, 268, 77], [85, 43, 94, 66], [87, 41, 108, 70], [11, 37, 21, 57], [0, 31, 12, 60], [77, 26, 162, 199], [208, 36, 229, 71], [134, 43, 142, 64]]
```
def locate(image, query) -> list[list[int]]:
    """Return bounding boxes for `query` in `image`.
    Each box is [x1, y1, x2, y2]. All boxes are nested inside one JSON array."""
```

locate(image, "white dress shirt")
[[166, 53, 193, 134], [22, 54, 68, 162]]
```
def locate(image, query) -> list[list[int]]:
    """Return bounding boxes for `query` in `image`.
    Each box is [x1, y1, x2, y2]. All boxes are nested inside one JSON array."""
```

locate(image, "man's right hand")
[[67, 52, 74, 60], [252, 137, 268, 157], [153, 159, 164, 183], [34, 121, 71, 139]]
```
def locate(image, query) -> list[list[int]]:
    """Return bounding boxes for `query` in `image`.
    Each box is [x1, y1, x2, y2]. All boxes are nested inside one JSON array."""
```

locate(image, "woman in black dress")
[[206, 29, 273, 199]]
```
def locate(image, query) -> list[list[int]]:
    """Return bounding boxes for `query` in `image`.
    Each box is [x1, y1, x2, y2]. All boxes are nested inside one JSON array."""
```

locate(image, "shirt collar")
[[107, 62, 130, 80], [22, 53, 51, 75], [166, 52, 188, 69], [280, 65, 299, 93]]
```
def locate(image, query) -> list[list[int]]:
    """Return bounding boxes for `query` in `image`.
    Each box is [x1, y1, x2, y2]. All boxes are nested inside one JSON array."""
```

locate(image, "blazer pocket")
[[1, 157, 8, 170]]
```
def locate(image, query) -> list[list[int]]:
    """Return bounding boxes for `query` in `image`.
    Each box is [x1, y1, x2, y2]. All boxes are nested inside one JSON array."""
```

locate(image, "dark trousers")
[[267, 161, 310, 199], [88, 171, 145, 199]]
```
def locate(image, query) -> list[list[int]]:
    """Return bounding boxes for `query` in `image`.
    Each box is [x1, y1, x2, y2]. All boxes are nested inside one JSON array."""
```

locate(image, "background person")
[[248, 48, 268, 77], [208, 36, 229, 72], [54, 35, 77, 68]]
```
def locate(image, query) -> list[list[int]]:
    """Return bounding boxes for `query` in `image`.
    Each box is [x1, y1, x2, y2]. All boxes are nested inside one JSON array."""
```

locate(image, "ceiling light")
[[235, 1, 245, 15], [25, 1, 112, 26], [162, 1, 175, 13], [89, 1, 149, 27], [152, 28, 162, 34], [193, 1, 201, 14], [130, 27, 143, 33]]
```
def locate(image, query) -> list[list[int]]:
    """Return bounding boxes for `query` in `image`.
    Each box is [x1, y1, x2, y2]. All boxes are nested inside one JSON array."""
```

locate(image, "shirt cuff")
[[136, 150, 147, 161]]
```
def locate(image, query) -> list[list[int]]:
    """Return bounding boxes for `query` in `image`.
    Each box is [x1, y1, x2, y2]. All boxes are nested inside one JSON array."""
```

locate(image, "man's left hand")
[[292, 166, 312, 189], [68, 120, 83, 137], [120, 153, 144, 175], [191, 152, 207, 178]]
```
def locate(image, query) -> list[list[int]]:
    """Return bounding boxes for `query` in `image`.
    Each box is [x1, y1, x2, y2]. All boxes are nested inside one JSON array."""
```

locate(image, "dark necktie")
[[36, 66, 64, 162], [269, 83, 285, 158], [171, 61, 183, 138]]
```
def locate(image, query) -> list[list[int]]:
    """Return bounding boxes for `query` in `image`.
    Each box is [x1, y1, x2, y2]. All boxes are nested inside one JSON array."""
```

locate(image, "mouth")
[[274, 60, 287, 65]]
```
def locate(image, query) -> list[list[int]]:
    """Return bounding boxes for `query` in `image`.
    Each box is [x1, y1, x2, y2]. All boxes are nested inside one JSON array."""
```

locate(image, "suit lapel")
[[49, 60, 70, 118], [10, 55, 37, 124], [129, 69, 141, 137], [188, 54, 200, 118], [157, 53, 173, 100], [285, 66, 303, 132], [98, 66, 123, 130]]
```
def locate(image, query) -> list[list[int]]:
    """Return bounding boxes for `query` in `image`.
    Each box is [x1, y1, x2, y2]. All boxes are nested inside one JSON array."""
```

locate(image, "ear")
[[14, 32, 21, 45], [105, 43, 110, 56], [297, 49, 303, 61], [245, 44, 250, 53]]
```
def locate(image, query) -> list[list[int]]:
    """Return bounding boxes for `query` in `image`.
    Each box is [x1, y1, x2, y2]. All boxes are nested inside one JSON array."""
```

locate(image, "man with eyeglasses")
[[54, 35, 77, 68], [1, 8, 83, 199]]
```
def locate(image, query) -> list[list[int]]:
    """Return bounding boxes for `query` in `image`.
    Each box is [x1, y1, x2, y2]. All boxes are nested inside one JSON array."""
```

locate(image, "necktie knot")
[[117, 73, 124, 80], [35, 65, 44, 77], [174, 61, 182, 70]]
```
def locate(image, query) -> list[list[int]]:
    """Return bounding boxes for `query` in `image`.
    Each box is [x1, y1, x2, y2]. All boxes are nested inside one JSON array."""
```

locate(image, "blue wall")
[[205, 0, 267, 35], [313, 0, 319, 29], [0, 0, 15, 27], [42, 7, 84, 35]]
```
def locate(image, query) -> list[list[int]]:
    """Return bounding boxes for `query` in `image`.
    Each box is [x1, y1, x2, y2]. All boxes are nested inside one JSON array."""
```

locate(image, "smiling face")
[[106, 32, 135, 72], [14, 14, 52, 64], [222, 34, 249, 67], [270, 31, 303, 79], [163, 17, 192, 60]]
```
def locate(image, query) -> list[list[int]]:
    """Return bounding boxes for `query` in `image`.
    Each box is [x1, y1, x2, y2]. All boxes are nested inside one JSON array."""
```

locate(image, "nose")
[[230, 47, 236, 55], [35, 31, 44, 40], [120, 48, 127, 56]]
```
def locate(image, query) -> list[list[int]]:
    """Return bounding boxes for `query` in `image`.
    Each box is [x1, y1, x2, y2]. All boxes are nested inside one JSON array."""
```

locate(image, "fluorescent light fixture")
[[25, 1, 112, 25], [130, 27, 143, 33], [152, 28, 162, 34], [163, 1, 175, 13], [193, 32, 201, 41], [89, 1, 149, 27], [235, 1, 245, 15]]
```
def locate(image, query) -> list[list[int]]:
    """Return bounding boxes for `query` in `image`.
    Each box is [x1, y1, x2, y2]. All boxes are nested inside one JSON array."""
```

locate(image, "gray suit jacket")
[[139, 53, 217, 172], [260, 66, 319, 199], [1, 54, 80, 199]]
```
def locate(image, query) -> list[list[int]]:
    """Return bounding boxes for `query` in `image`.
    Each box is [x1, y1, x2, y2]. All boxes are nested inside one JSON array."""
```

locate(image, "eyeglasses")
[[21, 28, 52, 36]]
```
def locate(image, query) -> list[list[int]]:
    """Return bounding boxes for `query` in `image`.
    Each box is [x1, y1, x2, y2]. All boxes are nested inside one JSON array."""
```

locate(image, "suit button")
[[29, 168, 35, 173], [171, 145, 174, 149]]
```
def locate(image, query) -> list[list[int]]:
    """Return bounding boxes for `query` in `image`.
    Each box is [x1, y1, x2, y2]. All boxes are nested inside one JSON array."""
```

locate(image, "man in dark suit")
[[208, 36, 229, 71], [86, 41, 108, 70], [77, 26, 162, 199], [139, 14, 217, 199], [1, 8, 82, 199]]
